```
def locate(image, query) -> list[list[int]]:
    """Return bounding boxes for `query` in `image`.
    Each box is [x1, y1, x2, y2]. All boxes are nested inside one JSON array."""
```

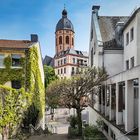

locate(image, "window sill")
[[0, 66, 5, 69], [11, 66, 22, 69]]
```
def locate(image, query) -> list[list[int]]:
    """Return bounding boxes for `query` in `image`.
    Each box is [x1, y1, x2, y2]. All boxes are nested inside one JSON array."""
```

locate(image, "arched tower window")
[[66, 36, 69, 44], [72, 37, 74, 45], [59, 36, 62, 44]]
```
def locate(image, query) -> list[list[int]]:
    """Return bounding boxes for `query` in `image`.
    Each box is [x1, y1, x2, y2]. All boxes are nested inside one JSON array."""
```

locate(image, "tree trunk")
[[76, 108, 82, 136], [2, 126, 9, 140]]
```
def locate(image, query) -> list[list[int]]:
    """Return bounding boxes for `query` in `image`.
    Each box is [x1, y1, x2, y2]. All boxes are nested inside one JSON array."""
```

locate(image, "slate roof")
[[55, 48, 88, 58], [43, 55, 54, 67], [98, 16, 129, 42], [0, 40, 32, 49], [56, 9, 74, 32]]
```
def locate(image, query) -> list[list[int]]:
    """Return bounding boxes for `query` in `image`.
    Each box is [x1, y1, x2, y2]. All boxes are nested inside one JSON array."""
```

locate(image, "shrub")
[[68, 127, 79, 138], [83, 125, 106, 139], [69, 116, 78, 128], [84, 125, 99, 137]]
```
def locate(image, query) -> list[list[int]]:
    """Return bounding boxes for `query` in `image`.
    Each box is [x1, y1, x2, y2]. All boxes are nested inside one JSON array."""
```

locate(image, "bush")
[[69, 116, 78, 128], [83, 125, 106, 139], [68, 127, 79, 138], [84, 126, 99, 137]]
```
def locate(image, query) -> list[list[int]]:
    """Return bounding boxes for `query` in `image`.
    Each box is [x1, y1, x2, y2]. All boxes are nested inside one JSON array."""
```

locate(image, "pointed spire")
[[62, 4, 67, 18]]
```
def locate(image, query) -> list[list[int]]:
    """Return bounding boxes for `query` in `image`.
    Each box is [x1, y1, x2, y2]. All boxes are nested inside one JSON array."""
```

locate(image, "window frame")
[[126, 32, 129, 46], [66, 36, 69, 44], [11, 54, 21, 67], [126, 60, 129, 70], [131, 57, 134, 68], [130, 27, 134, 41]]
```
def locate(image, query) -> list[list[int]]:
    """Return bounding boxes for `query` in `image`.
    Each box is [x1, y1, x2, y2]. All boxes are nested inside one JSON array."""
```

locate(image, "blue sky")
[[0, 0, 139, 57]]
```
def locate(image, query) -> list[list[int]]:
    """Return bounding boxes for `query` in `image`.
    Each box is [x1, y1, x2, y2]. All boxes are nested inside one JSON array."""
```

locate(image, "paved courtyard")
[[28, 134, 80, 140]]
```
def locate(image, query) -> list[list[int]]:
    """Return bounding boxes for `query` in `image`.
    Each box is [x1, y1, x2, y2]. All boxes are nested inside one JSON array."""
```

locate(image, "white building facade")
[[89, 6, 140, 140]]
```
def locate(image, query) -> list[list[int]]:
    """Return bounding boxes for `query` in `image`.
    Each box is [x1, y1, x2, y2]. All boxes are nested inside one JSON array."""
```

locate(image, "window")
[[61, 68, 63, 74], [130, 27, 134, 41], [64, 58, 66, 64], [64, 68, 66, 73], [60, 46, 62, 49], [61, 59, 63, 65], [66, 36, 69, 44], [0, 54, 4, 67], [126, 60, 129, 70], [11, 80, 21, 89], [73, 58, 76, 64], [58, 60, 60, 66], [131, 57, 134, 68], [12, 54, 21, 67], [72, 37, 74, 45], [58, 69, 60, 74], [90, 29, 93, 41], [126, 32, 129, 45], [71, 67, 74, 75], [59, 36, 62, 44]]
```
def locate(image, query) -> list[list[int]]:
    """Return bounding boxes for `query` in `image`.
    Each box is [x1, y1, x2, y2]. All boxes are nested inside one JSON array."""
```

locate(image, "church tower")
[[55, 8, 74, 54], [54, 8, 88, 79]]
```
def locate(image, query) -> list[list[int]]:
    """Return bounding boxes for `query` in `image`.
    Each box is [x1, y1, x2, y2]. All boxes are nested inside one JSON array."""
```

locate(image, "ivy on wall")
[[0, 45, 45, 138], [26, 46, 45, 119], [0, 55, 25, 85], [0, 85, 32, 139]]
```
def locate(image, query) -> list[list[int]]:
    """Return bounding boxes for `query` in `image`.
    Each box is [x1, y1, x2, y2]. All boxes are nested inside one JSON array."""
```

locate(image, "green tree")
[[44, 65, 58, 119], [44, 65, 58, 89], [47, 67, 107, 136]]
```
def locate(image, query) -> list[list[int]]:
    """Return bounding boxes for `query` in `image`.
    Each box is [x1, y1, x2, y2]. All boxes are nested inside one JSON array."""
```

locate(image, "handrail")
[[115, 127, 138, 140]]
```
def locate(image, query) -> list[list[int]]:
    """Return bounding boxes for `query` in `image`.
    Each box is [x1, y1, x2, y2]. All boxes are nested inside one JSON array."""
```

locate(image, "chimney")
[[31, 34, 38, 42], [92, 5, 100, 16]]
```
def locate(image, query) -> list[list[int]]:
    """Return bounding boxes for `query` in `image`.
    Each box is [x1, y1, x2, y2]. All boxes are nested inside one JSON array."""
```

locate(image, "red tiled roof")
[[0, 40, 33, 49]]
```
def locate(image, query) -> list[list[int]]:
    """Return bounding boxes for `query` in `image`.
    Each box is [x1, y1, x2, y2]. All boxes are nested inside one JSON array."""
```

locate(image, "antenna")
[[64, 4, 66, 9]]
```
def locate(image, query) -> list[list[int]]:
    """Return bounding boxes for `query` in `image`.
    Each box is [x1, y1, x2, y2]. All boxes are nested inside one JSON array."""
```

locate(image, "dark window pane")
[[12, 80, 21, 89], [12, 54, 21, 66]]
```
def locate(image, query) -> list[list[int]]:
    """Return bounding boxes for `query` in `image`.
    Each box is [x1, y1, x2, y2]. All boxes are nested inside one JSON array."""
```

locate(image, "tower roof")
[[56, 9, 74, 32]]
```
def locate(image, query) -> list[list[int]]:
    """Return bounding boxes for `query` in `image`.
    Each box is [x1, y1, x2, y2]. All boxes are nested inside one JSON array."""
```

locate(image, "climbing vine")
[[25, 46, 45, 123], [0, 45, 45, 139], [0, 55, 25, 85], [0, 85, 32, 139]]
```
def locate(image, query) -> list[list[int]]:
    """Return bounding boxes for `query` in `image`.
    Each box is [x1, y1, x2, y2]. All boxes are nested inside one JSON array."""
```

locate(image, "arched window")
[[72, 37, 74, 45], [66, 36, 69, 44], [59, 36, 62, 44]]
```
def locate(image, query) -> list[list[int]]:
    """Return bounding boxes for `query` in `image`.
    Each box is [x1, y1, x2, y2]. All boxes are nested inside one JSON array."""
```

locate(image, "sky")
[[0, 0, 139, 58]]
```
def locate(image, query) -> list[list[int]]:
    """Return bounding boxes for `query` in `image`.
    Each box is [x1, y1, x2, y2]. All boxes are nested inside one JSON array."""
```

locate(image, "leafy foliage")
[[44, 65, 58, 89], [47, 67, 107, 136], [25, 46, 45, 124], [69, 116, 78, 129], [0, 85, 32, 134], [0, 56, 25, 85], [0, 45, 45, 139]]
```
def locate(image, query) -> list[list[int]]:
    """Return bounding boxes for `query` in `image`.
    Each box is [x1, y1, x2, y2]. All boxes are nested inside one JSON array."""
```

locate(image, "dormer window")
[[12, 54, 21, 67]]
